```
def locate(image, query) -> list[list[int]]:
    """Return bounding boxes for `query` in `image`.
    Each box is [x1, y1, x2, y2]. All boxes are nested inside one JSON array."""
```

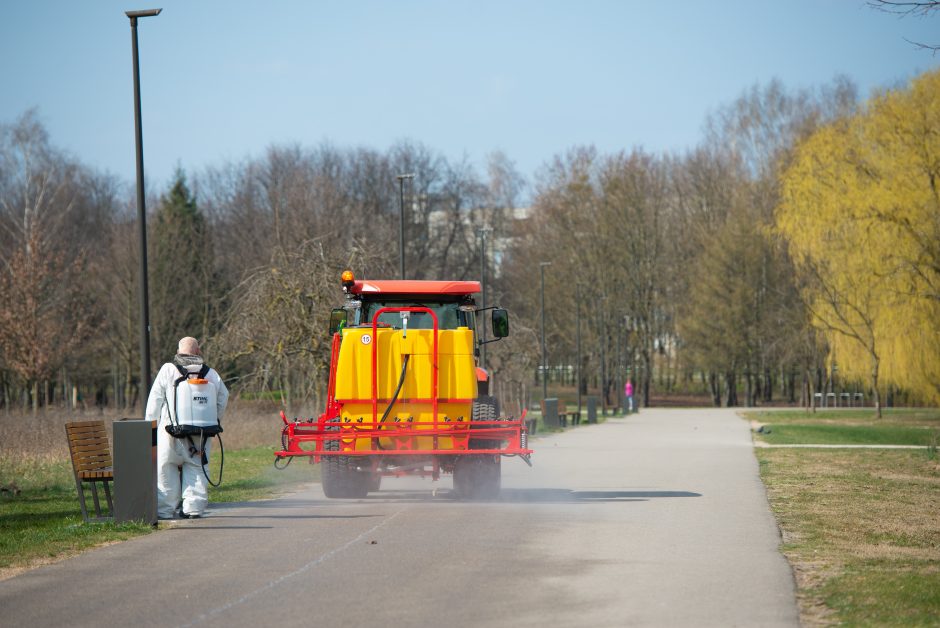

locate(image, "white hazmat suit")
[[145, 361, 229, 518]]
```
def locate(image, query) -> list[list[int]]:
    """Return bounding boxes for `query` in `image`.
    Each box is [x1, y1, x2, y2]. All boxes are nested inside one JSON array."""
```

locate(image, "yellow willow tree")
[[855, 71, 940, 404], [778, 69, 940, 411]]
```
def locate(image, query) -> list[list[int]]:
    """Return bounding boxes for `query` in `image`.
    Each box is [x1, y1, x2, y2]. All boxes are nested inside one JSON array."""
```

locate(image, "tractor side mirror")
[[329, 308, 347, 336], [492, 309, 509, 338]]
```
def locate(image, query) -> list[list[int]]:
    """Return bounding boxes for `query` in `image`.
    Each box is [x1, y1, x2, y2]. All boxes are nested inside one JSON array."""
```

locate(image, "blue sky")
[[1, 1, 937, 194]]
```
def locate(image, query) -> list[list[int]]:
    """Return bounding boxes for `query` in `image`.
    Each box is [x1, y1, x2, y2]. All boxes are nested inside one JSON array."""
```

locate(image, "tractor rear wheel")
[[322, 424, 369, 499], [453, 455, 501, 500], [470, 395, 499, 448], [455, 396, 502, 499]]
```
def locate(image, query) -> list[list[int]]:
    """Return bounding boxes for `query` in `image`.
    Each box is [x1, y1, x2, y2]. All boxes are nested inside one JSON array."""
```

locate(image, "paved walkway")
[[0, 408, 799, 627]]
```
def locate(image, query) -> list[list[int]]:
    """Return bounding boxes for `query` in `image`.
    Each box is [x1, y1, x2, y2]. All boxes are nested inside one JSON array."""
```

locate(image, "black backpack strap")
[[196, 364, 210, 379]]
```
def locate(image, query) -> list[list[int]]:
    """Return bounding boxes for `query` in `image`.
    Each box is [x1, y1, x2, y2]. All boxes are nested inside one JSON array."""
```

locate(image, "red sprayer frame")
[[275, 306, 532, 464]]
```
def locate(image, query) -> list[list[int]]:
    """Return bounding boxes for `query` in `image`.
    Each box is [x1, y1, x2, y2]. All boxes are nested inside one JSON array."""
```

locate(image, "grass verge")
[[748, 409, 940, 626], [757, 423, 936, 446], [0, 444, 314, 579]]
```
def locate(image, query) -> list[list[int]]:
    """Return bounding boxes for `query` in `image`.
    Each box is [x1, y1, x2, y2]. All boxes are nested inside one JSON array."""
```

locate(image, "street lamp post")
[[126, 8, 161, 414], [539, 262, 552, 403], [478, 227, 491, 369], [396, 173, 415, 280], [576, 283, 582, 420], [599, 295, 608, 416]]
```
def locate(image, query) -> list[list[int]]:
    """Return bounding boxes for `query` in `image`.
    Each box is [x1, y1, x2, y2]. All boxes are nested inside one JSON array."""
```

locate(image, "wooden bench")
[[65, 420, 114, 523], [557, 400, 580, 427], [540, 399, 581, 428]]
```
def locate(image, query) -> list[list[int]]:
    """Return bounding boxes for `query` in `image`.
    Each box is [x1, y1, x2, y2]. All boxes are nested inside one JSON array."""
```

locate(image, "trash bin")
[[587, 397, 598, 424], [542, 398, 560, 429], [113, 418, 158, 524]]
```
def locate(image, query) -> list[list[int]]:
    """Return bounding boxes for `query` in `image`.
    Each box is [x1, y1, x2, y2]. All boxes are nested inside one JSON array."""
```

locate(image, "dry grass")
[[758, 448, 940, 625], [0, 400, 290, 489]]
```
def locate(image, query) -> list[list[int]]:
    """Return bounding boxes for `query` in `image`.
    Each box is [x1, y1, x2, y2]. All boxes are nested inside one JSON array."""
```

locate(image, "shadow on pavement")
[[498, 489, 702, 503], [357, 488, 702, 504]]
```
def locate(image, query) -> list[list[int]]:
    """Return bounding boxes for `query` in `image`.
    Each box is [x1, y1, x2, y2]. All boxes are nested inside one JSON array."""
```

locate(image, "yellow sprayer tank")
[[334, 326, 477, 451]]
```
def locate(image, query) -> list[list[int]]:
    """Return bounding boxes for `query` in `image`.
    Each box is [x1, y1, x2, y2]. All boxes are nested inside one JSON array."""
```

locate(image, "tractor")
[[275, 270, 532, 499]]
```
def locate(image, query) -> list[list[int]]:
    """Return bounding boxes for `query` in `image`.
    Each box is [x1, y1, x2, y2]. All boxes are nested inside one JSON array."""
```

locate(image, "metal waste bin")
[[542, 397, 560, 429], [113, 418, 158, 524], [587, 397, 598, 424]]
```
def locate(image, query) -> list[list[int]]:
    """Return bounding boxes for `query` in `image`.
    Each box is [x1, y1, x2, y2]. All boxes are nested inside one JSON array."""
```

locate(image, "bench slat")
[[69, 440, 110, 453], [68, 435, 109, 446], [69, 437, 109, 448], [78, 469, 114, 480], [69, 430, 108, 443], [65, 420, 104, 431], [72, 453, 112, 464], [74, 455, 112, 468], [66, 424, 109, 435]]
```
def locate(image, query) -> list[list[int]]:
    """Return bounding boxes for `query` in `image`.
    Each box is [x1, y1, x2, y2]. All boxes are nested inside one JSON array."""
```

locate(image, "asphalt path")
[[1, 408, 799, 627]]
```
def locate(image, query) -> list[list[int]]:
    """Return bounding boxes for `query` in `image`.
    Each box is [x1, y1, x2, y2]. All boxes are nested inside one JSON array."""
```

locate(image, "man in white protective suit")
[[146, 337, 229, 519]]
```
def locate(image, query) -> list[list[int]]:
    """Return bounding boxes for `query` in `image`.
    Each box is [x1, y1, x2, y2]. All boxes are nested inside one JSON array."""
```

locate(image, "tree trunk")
[[641, 350, 652, 408], [752, 369, 761, 406], [725, 370, 738, 407], [871, 358, 882, 419], [709, 371, 721, 407]]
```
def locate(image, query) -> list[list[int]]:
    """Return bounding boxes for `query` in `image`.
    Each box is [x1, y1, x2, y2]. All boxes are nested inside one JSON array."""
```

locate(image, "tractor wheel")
[[367, 471, 382, 493], [458, 396, 502, 499], [472, 395, 499, 421], [453, 455, 501, 500], [470, 395, 499, 449], [322, 424, 369, 499]]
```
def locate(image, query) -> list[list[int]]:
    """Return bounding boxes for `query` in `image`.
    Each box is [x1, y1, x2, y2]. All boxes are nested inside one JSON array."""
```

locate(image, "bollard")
[[542, 398, 560, 429], [587, 397, 598, 424]]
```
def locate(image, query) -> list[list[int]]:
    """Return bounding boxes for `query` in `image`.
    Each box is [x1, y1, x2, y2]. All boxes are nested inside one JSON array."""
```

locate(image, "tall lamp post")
[[576, 283, 582, 419], [396, 173, 415, 280], [126, 8, 161, 414], [539, 262, 552, 402], [478, 227, 492, 368], [599, 294, 608, 415]]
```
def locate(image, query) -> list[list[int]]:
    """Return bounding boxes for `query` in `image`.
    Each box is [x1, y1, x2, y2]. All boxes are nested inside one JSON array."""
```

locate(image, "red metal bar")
[[276, 417, 531, 458], [370, 307, 439, 427]]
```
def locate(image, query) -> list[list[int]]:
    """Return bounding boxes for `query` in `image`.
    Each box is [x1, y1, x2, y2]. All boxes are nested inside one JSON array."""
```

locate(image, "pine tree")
[[149, 170, 219, 363]]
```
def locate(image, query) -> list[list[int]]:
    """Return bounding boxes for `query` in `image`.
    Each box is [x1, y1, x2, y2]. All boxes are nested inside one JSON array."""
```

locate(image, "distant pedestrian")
[[624, 379, 635, 413]]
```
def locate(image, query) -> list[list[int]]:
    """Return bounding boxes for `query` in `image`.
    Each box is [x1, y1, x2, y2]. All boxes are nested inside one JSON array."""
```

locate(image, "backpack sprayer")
[[165, 364, 224, 487]]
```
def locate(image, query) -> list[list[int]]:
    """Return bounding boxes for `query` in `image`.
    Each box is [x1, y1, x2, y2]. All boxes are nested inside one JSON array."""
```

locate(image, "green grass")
[[758, 424, 938, 446], [748, 408, 940, 426], [0, 486, 152, 571], [209, 445, 317, 503], [0, 445, 314, 576], [823, 563, 940, 627]]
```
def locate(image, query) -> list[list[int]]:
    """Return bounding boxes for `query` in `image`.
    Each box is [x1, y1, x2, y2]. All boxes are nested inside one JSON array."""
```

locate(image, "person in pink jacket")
[[624, 379, 635, 413]]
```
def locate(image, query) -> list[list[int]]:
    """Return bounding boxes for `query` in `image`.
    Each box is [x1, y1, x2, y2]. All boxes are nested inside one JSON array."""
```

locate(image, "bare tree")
[[869, 1, 940, 51], [0, 111, 110, 412]]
